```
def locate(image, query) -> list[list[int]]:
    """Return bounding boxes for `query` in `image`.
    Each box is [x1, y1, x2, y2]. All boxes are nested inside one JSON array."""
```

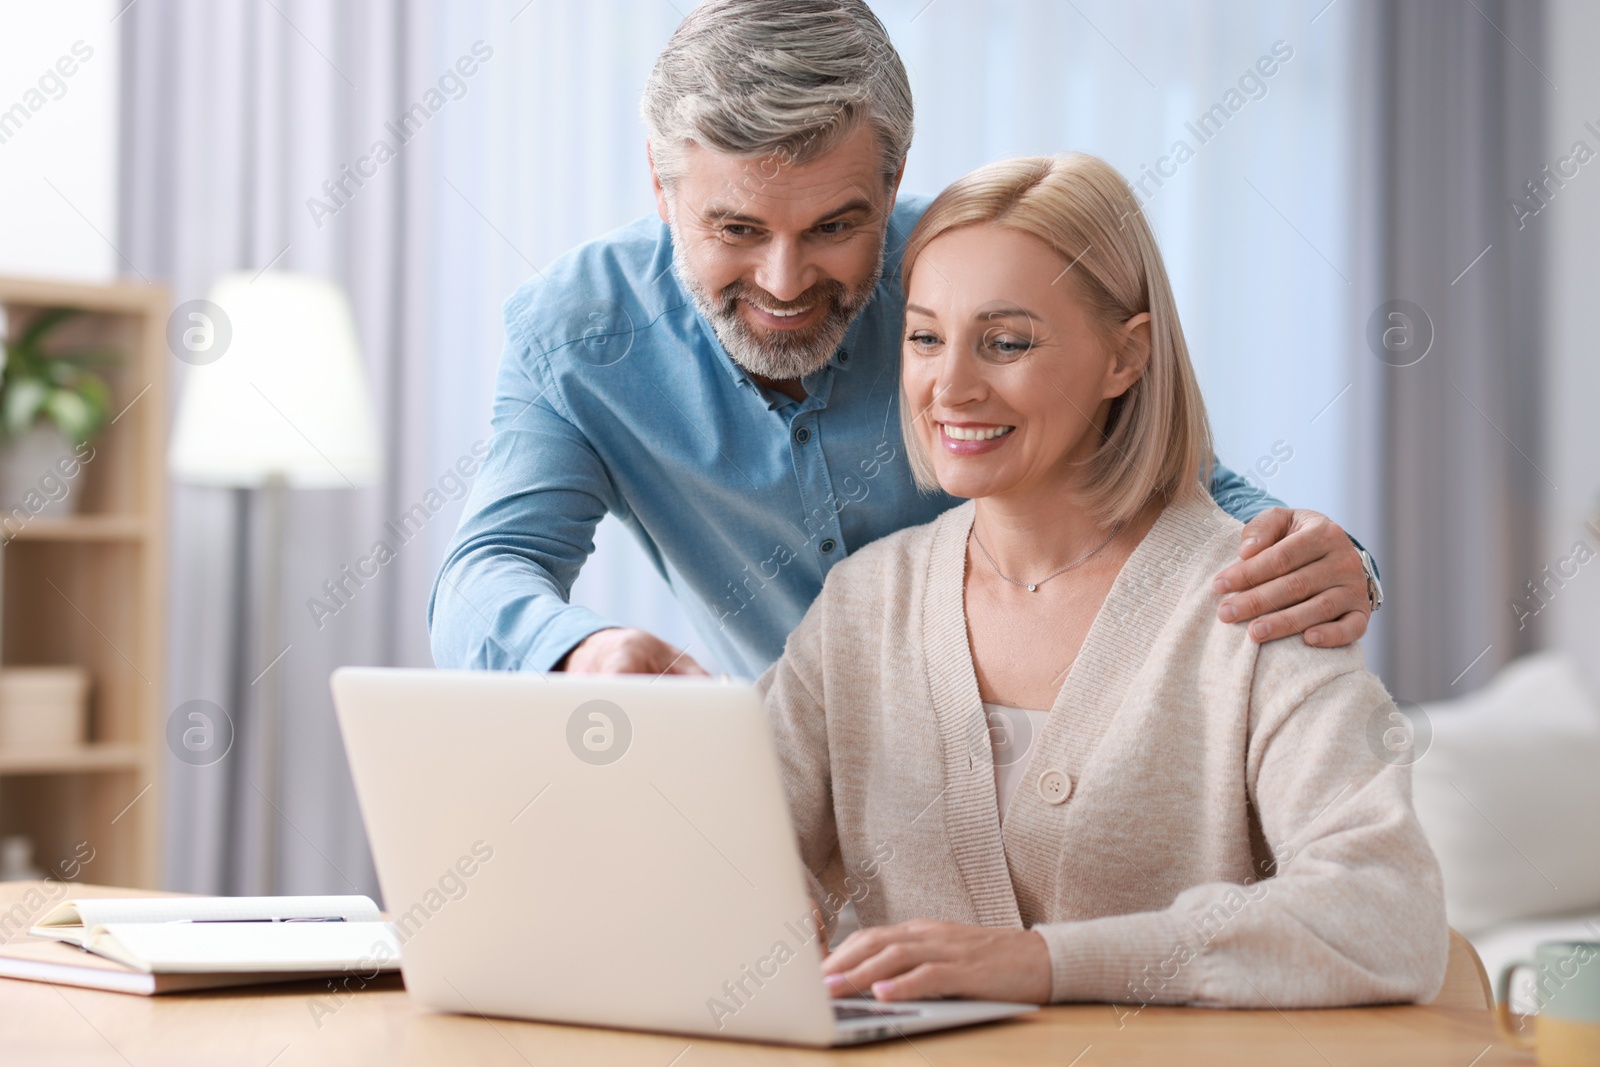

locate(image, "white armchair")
[[1409, 653, 1600, 1013]]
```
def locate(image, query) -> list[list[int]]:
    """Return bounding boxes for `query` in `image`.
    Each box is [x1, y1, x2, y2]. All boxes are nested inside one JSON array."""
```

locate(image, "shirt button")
[[838, 349, 850, 364], [1037, 769, 1073, 804], [794, 425, 811, 444], [819, 538, 837, 554]]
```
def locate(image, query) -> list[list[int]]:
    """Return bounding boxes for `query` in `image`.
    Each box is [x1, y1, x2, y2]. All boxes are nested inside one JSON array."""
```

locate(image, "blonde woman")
[[760, 154, 1448, 1008]]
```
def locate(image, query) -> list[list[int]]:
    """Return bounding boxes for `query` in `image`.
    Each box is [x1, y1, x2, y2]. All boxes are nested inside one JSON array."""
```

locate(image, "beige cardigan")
[[759, 492, 1449, 1007]]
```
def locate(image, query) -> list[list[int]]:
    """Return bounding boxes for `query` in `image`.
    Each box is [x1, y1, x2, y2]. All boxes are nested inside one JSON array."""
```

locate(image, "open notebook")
[[0, 895, 400, 995]]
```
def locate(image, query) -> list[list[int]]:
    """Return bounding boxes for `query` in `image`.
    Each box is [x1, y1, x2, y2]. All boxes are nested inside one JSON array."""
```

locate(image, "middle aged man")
[[429, 0, 1382, 681]]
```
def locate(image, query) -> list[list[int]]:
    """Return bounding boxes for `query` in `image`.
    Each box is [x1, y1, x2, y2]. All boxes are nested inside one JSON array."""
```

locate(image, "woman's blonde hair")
[[899, 153, 1213, 527]]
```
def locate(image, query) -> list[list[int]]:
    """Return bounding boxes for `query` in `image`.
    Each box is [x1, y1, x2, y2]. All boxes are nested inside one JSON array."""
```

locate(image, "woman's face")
[[902, 223, 1147, 503]]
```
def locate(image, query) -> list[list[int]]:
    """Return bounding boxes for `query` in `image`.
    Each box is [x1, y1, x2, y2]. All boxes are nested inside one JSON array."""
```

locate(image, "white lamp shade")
[[168, 271, 381, 488]]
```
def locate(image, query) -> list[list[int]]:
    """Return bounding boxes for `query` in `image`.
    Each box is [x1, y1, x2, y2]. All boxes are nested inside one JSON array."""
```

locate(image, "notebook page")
[[88, 921, 401, 973], [0, 938, 385, 995]]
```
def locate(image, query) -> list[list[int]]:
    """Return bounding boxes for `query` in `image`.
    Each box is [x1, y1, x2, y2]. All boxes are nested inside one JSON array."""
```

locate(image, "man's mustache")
[[717, 279, 849, 316]]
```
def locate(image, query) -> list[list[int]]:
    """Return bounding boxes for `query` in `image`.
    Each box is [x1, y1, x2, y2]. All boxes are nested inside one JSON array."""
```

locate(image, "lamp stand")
[[257, 472, 287, 894]]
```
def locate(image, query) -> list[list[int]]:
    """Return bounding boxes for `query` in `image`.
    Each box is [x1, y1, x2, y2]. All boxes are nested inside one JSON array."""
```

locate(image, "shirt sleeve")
[[427, 333, 620, 672], [1207, 459, 1283, 523], [1031, 658, 1450, 1008], [1207, 459, 1382, 581]]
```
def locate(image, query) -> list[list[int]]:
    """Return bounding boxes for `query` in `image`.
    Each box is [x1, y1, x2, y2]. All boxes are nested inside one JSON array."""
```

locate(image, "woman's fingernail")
[[872, 980, 895, 998], [1214, 577, 1230, 593], [1218, 601, 1237, 622], [825, 974, 848, 990], [1305, 630, 1321, 646], [1243, 537, 1259, 550], [1251, 621, 1270, 640]]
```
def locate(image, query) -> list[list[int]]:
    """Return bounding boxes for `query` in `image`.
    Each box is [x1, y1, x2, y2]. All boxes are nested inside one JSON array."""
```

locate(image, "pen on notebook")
[[168, 917, 349, 924]]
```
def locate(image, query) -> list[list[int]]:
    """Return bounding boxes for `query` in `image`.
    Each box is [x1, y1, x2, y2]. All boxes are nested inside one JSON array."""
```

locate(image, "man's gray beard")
[[669, 218, 885, 382]]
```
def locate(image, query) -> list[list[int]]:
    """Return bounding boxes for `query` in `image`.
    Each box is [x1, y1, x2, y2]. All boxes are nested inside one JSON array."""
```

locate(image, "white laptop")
[[331, 667, 1036, 1047]]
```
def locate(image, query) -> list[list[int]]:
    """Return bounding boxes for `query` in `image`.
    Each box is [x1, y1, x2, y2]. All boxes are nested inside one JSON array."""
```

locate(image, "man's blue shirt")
[[428, 196, 1284, 679]]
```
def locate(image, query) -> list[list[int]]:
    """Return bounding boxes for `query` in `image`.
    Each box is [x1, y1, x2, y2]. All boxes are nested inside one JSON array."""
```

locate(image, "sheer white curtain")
[[125, 0, 440, 896], [429, 0, 1360, 676], [421, 0, 695, 658]]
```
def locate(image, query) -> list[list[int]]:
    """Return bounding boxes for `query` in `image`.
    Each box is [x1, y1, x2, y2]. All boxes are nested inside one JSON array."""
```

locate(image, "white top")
[[982, 703, 1051, 823]]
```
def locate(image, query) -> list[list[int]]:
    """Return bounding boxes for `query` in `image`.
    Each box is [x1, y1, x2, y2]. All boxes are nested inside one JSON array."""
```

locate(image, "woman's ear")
[[1105, 312, 1152, 399]]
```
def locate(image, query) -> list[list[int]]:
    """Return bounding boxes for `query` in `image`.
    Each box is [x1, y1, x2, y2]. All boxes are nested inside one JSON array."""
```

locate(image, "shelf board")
[[0, 743, 146, 774], [2, 516, 148, 543], [0, 276, 168, 314]]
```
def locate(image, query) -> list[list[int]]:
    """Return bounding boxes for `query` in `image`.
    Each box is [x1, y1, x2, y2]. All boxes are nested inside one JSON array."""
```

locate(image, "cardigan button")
[[1038, 769, 1073, 804]]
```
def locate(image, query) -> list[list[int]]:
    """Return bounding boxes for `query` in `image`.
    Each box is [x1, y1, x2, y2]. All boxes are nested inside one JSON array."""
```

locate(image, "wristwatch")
[[1355, 545, 1383, 613]]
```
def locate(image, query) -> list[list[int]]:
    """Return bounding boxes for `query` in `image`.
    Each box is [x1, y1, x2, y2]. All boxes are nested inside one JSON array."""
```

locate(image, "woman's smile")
[[937, 420, 1016, 454]]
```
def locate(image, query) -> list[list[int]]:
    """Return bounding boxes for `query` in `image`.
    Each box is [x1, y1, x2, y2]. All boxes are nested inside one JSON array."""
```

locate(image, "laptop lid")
[[331, 667, 838, 1046]]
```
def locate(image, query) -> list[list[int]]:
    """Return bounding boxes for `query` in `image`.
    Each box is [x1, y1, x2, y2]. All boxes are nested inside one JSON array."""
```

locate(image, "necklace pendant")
[[1027, 583, 1037, 592]]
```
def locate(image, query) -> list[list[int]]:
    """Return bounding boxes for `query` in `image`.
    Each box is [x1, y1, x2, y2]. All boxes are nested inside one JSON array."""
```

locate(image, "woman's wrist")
[[1018, 928, 1054, 1003]]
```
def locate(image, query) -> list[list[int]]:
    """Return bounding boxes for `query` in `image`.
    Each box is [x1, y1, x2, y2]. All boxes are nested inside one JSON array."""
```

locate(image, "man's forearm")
[[428, 549, 614, 671]]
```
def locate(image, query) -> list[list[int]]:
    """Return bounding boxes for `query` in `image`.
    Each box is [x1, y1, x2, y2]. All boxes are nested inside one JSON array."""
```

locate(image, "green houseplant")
[[2, 308, 115, 446], [0, 307, 117, 515]]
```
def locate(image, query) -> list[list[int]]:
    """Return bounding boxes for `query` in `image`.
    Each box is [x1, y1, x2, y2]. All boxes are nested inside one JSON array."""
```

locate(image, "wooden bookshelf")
[[0, 276, 167, 889]]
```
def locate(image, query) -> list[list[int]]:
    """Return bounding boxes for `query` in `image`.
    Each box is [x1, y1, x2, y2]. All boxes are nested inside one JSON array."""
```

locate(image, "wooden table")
[[0, 883, 1532, 1066]]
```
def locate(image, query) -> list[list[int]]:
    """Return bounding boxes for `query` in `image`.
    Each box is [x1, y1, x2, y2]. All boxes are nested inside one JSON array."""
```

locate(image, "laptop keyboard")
[[834, 1003, 923, 1020]]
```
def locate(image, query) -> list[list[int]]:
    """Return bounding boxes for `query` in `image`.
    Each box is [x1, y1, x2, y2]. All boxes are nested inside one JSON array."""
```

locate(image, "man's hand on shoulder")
[[1211, 508, 1372, 649], [558, 627, 709, 676]]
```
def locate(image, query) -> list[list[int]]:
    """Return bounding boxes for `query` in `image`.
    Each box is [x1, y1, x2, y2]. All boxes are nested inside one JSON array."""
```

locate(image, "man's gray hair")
[[641, 0, 913, 189]]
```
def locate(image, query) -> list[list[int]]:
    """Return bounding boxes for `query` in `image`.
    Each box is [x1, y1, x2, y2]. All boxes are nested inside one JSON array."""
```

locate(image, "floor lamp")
[[168, 272, 380, 894]]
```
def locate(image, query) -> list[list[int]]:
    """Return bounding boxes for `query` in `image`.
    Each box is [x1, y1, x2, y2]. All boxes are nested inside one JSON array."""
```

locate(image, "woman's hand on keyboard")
[[819, 919, 1051, 1004]]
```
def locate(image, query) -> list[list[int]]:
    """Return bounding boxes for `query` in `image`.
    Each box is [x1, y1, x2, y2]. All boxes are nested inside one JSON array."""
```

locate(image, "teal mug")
[[1496, 940, 1600, 1066]]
